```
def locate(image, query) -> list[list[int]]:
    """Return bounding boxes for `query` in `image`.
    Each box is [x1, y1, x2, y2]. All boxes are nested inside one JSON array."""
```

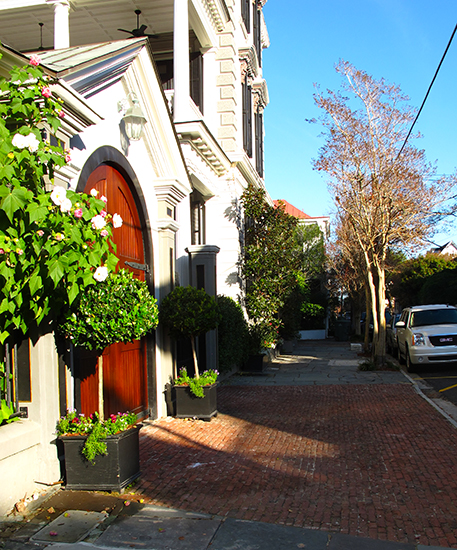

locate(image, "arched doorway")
[[77, 164, 148, 419]]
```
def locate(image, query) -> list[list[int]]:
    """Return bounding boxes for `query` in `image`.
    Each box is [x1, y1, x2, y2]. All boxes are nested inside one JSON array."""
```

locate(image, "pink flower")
[[42, 87, 51, 98], [58, 110, 65, 119], [100, 195, 108, 203], [74, 208, 83, 219], [65, 154, 71, 163], [29, 54, 41, 66], [37, 230, 44, 237], [100, 210, 107, 218], [55, 233, 65, 242], [16, 249, 24, 255], [100, 229, 109, 237]]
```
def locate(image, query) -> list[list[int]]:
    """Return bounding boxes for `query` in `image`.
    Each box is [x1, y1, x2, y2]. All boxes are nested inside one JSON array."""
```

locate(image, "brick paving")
[[135, 384, 457, 548]]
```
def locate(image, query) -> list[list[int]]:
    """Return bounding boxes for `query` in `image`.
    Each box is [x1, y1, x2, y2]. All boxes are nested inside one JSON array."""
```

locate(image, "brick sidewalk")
[[135, 385, 457, 548]]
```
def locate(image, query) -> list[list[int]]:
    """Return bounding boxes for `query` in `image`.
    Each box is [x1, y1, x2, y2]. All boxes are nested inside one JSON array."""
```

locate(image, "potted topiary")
[[56, 269, 159, 489], [160, 286, 221, 420]]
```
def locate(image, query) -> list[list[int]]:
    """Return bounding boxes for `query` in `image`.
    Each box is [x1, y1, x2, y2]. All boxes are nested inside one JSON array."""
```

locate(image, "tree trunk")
[[373, 266, 387, 367], [363, 284, 371, 352], [190, 335, 200, 378]]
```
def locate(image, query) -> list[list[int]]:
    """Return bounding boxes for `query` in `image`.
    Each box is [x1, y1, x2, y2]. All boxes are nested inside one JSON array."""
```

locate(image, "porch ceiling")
[[0, 0, 175, 53]]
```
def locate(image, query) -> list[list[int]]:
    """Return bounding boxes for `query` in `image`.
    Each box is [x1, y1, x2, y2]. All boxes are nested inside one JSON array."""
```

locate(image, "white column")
[[48, 0, 70, 49], [173, 0, 190, 122]]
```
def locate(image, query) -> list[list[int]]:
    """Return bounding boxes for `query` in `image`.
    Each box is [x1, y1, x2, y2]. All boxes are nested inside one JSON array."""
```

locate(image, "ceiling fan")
[[118, 9, 159, 39]]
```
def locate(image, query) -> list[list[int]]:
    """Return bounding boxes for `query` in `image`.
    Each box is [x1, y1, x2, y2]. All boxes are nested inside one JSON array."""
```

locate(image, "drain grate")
[[30, 510, 107, 543]]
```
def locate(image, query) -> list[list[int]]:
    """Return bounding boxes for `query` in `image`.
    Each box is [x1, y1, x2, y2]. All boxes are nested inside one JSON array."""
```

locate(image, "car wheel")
[[397, 343, 404, 364]]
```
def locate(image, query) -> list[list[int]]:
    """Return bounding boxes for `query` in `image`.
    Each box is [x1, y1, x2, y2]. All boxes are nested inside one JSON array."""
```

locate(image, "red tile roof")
[[273, 200, 312, 219]]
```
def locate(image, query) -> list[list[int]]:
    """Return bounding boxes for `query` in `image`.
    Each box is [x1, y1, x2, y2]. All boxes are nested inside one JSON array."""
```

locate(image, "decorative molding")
[[157, 218, 180, 233], [175, 120, 231, 177], [238, 45, 259, 79], [154, 180, 188, 207], [252, 78, 269, 109], [206, 0, 230, 32]]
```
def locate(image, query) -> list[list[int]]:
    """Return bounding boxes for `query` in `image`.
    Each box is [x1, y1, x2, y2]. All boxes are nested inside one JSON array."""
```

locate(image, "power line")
[[396, 23, 457, 161]]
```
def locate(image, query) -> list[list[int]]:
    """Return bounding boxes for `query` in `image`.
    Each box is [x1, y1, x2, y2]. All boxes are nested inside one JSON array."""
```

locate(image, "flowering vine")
[[0, 53, 121, 345]]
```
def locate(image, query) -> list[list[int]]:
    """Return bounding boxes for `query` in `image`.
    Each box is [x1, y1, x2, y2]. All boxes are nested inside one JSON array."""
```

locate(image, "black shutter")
[[190, 52, 203, 114], [242, 0, 250, 31], [255, 111, 264, 177], [253, 3, 262, 67], [242, 82, 252, 157]]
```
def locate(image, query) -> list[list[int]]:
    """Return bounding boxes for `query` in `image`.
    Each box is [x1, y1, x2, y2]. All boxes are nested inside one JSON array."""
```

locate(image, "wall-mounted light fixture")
[[118, 93, 147, 141]]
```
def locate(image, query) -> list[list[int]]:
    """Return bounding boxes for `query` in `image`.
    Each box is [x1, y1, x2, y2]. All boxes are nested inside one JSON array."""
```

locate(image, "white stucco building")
[[0, 0, 270, 515]]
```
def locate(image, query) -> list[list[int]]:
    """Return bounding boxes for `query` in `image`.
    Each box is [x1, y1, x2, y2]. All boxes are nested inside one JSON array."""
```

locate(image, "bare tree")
[[313, 60, 457, 365]]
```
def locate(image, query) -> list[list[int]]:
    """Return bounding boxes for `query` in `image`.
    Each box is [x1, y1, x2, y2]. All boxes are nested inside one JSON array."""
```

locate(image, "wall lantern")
[[120, 93, 147, 141]]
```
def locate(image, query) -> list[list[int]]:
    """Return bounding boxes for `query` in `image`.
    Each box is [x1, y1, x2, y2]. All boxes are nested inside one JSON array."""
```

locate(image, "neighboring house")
[[0, 0, 270, 515], [273, 200, 330, 238], [429, 241, 457, 256]]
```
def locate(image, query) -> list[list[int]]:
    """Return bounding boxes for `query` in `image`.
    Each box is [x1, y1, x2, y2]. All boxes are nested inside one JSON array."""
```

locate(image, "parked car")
[[396, 304, 457, 371], [386, 313, 401, 356]]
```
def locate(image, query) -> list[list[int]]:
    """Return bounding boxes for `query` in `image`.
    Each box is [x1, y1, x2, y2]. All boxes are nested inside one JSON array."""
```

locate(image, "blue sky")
[[262, 0, 457, 244]]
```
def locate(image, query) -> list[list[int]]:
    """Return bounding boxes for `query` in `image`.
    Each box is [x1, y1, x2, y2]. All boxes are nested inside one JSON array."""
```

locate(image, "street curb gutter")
[[401, 370, 457, 430]]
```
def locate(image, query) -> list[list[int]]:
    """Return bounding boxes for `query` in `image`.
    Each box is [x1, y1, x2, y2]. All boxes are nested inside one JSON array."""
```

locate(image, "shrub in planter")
[[57, 269, 159, 351], [56, 409, 137, 462], [56, 409, 140, 491], [160, 286, 221, 397], [217, 295, 249, 373]]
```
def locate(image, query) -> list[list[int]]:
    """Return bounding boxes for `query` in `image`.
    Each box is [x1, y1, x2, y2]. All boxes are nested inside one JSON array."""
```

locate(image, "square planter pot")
[[242, 353, 265, 373], [174, 383, 217, 421], [59, 425, 141, 492]]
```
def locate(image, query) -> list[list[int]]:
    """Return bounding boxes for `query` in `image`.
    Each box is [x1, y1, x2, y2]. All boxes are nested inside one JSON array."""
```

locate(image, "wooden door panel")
[[79, 165, 148, 419]]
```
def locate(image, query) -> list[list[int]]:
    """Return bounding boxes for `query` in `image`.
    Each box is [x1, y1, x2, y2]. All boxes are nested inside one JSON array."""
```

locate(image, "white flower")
[[12, 133, 39, 152], [50, 186, 67, 206], [12, 134, 27, 149], [91, 214, 106, 230], [60, 197, 72, 213], [112, 213, 123, 228], [26, 134, 40, 152], [90, 188, 99, 197], [100, 195, 108, 203], [93, 266, 109, 282]]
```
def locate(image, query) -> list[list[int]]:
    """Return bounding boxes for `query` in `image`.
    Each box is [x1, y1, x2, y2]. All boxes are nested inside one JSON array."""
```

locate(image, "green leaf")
[[47, 258, 65, 286], [1, 187, 29, 221]]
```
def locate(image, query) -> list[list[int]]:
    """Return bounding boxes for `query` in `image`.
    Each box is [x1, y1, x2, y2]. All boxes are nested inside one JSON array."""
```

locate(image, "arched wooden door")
[[78, 165, 148, 419]]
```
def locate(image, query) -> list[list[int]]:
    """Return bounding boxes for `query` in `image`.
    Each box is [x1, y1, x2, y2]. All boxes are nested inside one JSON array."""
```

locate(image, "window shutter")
[[242, 0, 250, 31], [190, 52, 203, 114], [243, 82, 252, 157], [255, 111, 264, 177]]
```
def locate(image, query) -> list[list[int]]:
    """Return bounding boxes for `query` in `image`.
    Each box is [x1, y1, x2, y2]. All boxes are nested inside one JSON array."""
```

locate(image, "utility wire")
[[396, 23, 457, 161]]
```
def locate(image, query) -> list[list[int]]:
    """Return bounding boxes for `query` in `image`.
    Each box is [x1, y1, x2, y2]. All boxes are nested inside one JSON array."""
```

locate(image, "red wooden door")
[[79, 165, 148, 419]]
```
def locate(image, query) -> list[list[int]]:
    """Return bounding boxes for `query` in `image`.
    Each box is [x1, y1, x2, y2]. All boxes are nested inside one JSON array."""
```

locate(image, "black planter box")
[[174, 384, 217, 420], [60, 425, 141, 492], [242, 354, 265, 373]]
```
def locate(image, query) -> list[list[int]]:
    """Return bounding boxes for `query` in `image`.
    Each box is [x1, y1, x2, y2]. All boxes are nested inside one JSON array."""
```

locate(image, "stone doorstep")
[[30, 510, 107, 544]]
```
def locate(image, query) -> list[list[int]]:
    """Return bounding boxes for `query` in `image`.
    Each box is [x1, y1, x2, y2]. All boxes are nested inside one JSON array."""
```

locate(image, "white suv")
[[396, 304, 457, 371]]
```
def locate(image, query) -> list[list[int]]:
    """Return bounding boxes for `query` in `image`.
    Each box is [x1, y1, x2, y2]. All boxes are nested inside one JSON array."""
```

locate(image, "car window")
[[410, 309, 457, 327]]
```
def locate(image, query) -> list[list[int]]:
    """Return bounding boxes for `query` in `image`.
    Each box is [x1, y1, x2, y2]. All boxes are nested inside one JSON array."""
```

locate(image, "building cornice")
[[175, 120, 232, 177]]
